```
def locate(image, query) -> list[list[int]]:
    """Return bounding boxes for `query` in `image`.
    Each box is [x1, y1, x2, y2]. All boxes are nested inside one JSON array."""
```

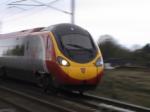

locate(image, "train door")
[[27, 36, 38, 73], [46, 36, 52, 61]]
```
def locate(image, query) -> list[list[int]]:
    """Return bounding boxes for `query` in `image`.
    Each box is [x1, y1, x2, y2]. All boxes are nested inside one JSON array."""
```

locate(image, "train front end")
[[47, 24, 104, 91]]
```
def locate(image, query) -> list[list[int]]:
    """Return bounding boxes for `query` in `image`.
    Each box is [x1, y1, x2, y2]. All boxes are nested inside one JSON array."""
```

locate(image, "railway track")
[[60, 91, 150, 112], [83, 93, 150, 112], [0, 85, 96, 112], [0, 78, 150, 112], [0, 85, 77, 112]]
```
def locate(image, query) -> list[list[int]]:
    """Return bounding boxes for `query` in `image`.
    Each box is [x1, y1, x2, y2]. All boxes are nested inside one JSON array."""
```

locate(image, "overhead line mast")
[[71, 0, 75, 24]]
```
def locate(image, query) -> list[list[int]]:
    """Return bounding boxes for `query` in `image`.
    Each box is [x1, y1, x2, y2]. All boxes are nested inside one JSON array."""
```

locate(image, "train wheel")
[[35, 73, 50, 91]]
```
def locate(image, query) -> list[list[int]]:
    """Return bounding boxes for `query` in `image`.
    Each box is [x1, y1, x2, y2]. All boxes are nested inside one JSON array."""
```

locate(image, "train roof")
[[0, 23, 89, 38], [44, 23, 89, 36], [0, 27, 46, 38]]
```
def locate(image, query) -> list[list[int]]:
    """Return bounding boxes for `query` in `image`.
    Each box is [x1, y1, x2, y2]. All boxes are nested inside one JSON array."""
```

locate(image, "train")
[[0, 23, 104, 92]]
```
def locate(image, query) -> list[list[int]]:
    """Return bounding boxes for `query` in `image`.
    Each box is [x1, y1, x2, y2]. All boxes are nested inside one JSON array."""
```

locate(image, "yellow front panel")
[[68, 67, 97, 80], [60, 57, 100, 80]]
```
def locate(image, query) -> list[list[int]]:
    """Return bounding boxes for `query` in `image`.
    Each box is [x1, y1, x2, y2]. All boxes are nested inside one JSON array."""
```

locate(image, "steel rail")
[[0, 85, 76, 112], [83, 93, 150, 112], [0, 97, 32, 112], [58, 90, 150, 112]]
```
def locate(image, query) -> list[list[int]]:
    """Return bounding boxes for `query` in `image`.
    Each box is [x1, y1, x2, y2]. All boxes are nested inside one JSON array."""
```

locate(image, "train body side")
[[0, 32, 50, 81]]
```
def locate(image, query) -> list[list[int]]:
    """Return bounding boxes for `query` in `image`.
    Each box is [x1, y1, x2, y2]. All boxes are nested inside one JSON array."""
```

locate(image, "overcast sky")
[[0, 0, 150, 48]]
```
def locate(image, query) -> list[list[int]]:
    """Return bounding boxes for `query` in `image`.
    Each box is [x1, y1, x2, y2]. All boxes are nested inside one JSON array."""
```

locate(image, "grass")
[[88, 68, 150, 108]]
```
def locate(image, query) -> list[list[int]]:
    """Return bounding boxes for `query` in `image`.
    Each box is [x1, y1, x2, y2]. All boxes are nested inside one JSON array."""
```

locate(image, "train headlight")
[[57, 56, 70, 66], [96, 57, 103, 66], [62, 60, 68, 66]]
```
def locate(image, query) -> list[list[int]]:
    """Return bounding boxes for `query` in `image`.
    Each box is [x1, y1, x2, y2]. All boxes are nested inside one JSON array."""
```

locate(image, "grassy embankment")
[[89, 69, 150, 108]]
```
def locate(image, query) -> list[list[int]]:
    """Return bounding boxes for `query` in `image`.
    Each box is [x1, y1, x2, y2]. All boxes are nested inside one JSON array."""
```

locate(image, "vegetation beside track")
[[89, 69, 150, 108]]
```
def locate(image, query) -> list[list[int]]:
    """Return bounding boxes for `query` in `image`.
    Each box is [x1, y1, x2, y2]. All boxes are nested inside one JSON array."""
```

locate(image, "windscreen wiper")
[[66, 44, 92, 52]]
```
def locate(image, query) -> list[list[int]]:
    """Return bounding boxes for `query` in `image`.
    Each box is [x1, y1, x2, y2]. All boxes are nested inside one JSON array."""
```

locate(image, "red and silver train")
[[0, 23, 104, 92]]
